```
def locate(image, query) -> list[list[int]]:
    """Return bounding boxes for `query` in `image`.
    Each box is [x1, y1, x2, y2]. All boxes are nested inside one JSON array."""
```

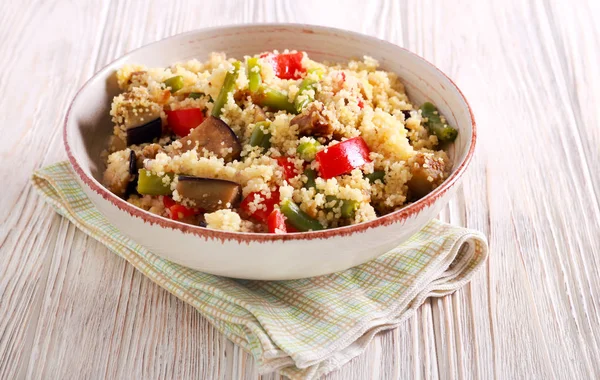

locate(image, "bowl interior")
[[67, 24, 473, 210]]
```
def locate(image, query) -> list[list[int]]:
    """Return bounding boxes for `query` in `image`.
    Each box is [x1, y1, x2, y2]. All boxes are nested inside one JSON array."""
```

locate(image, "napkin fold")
[[32, 162, 488, 380]]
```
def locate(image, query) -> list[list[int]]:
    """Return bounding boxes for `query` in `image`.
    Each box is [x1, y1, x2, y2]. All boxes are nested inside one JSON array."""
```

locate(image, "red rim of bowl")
[[63, 23, 477, 243]]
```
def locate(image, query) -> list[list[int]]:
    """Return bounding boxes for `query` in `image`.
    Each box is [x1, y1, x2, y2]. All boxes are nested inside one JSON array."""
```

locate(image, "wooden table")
[[2, 0, 599, 378]]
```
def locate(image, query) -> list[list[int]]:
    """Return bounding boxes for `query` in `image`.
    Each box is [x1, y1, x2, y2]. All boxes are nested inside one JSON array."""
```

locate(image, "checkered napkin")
[[32, 162, 488, 380]]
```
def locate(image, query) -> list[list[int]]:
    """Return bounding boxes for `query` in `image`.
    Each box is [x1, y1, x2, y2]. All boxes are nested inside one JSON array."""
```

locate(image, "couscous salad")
[[103, 51, 457, 233]]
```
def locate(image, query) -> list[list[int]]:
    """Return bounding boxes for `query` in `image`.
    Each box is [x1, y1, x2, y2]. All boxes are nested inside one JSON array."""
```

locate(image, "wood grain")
[[1, 0, 599, 379]]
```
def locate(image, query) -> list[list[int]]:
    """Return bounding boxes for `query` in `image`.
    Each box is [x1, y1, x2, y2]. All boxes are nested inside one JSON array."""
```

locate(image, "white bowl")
[[64, 24, 476, 280]]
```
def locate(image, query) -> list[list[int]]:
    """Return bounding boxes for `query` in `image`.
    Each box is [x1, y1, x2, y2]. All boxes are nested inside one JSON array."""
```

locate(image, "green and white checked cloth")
[[32, 162, 488, 380]]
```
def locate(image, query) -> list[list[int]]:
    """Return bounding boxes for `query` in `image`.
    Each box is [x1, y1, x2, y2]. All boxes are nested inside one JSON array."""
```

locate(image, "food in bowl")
[[102, 50, 458, 233]]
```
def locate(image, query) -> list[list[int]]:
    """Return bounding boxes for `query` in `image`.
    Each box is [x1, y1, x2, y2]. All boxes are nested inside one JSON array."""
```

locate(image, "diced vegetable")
[[420, 102, 458, 143], [176, 116, 241, 161], [252, 87, 297, 113], [294, 79, 317, 113], [240, 190, 280, 223], [176, 175, 241, 212], [166, 108, 204, 137], [290, 103, 332, 137], [248, 122, 271, 152], [325, 195, 359, 218], [212, 61, 240, 117], [128, 150, 137, 175], [267, 209, 287, 233], [406, 152, 447, 200], [163, 197, 199, 221], [315, 137, 371, 179], [164, 75, 184, 93], [279, 199, 324, 231], [264, 52, 305, 80], [168, 204, 197, 221], [247, 57, 262, 93], [365, 170, 385, 184], [296, 138, 321, 161], [357, 99, 364, 109], [303, 168, 317, 189], [125, 150, 138, 196], [126, 118, 162, 145], [276, 157, 299, 180], [188, 92, 203, 99], [137, 169, 172, 196]]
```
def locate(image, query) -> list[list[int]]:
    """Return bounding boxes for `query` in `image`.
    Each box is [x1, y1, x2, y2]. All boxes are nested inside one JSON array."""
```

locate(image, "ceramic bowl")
[[64, 24, 476, 280]]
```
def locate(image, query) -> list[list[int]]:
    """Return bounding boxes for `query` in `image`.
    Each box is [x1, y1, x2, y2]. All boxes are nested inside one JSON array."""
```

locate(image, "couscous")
[[102, 51, 458, 233]]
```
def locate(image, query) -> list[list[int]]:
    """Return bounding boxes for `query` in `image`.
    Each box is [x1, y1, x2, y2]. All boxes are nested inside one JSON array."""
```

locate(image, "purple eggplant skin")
[[128, 150, 137, 175], [175, 116, 241, 162], [124, 149, 139, 197], [126, 117, 162, 145], [176, 175, 241, 212]]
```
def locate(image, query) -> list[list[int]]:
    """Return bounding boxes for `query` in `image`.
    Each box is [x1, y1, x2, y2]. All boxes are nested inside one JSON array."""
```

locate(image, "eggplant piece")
[[176, 116, 241, 161], [176, 175, 241, 212], [290, 103, 333, 138], [125, 150, 139, 196], [128, 150, 137, 175], [126, 117, 162, 145]]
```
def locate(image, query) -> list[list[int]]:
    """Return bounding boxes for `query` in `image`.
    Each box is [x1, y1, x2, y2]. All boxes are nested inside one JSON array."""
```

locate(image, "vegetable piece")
[[296, 138, 321, 161], [176, 116, 241, 161], [264, 52, 305, 80], [325, 195, 359, 218], [294, 79, 317, 113], [240, 190, 280, 223], [290, 103, 332, 137], [126, 117, 162, 145], [163, 196, 176, 208], [188, 92, 203, 99], [164, 75, 184, 93], [168, 204, 196, 221], [267, 209, 287, 233], [163, 196, 199, 221], [176, 175, 241, 212], [137, 169, 172, 196], [279, 199, 324, 231], [406, 152, 448, 200], [315, 137, 371, 179], [247, 57, 262, 93], [276, 157, 299, 180], [252, 87, 297, 113], [248, 122, 271, 152], [166, 108, 204, 137], [128, 150, 137, 175], [357, 99, 364, 109], [365, 170, 385, 184], [125, 150, 139, 196], [303, 168, 317, 189], [420, 102, 458, 142], [212, 61, 240, 117]]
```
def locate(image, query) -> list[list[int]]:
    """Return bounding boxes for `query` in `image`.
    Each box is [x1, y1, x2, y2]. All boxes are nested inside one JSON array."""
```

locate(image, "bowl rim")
[[64, 23, 477, 243]]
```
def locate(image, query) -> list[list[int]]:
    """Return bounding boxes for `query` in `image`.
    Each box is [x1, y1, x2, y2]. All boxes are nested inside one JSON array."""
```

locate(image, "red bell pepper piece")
[[357, 98, 364, 109], [166, 108, 204, 137], [276, 157, 299, 180], [240, 190, 280, 223], [163, 196, 176, 208], [263, 52, 305, 80], [315, 137, 371, 179], [163, 196, 198, 221], [267, 209, 287, 233]]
